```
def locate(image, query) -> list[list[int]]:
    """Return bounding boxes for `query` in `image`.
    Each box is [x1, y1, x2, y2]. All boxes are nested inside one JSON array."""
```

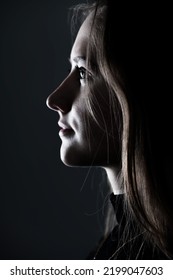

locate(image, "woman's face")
[[46, 14, 118, 167]]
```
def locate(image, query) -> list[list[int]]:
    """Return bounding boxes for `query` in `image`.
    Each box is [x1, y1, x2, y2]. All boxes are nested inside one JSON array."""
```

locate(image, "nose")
[[46, 72, 76, 113]]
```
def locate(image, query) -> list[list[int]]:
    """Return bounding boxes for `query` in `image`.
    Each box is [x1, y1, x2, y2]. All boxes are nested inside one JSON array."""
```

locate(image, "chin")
[[60, 147, 98, 167], [60, 151, 109, 168], [59, 139, 117, 167], [60, 154, 89, 167], [60, 148, 87, 167]]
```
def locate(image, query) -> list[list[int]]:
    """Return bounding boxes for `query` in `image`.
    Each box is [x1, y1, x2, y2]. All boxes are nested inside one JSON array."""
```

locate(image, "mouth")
[[58, 121, 74, 137], [59, 128, 74, 137]]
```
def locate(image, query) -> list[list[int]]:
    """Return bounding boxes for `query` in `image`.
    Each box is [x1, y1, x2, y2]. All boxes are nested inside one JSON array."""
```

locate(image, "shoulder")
[[87, 193, 170, 260]]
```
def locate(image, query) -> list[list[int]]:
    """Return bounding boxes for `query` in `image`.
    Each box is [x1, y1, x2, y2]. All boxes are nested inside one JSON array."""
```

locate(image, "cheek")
[[86, 81, 110, 129], [73, 95, 105, 142], [75, 102, 117, 164], [60, 86, 121, 167], [88, 78, 122, 139], [84, 82, 122, 165]]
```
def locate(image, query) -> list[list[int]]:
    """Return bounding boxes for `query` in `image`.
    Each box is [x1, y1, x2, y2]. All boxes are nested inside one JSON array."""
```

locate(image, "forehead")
[[70, 14, 93, 60]]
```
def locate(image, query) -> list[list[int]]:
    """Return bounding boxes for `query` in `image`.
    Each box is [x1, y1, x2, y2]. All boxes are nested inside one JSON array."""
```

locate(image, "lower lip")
[[59, 128, 74, 137]]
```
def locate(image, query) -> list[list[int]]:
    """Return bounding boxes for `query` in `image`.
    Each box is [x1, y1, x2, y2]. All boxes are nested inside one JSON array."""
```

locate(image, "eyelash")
[[76, 66, 87, 80], [68, 65, 92, 81]]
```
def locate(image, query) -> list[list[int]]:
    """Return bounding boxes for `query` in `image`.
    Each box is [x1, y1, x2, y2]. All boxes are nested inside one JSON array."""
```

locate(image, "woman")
[[46, 0, 173, 259]]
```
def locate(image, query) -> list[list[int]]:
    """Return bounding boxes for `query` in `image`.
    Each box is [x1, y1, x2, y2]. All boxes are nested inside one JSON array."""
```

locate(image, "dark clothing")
[[88, 193, 170, 260]]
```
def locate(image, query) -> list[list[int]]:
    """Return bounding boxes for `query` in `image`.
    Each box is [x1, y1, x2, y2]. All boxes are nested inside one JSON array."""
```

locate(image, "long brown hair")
[[69, 0, 173, 259]]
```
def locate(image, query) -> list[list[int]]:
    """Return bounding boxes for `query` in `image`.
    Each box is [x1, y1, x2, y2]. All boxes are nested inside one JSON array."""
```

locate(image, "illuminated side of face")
[[46, 14, 119, 167]]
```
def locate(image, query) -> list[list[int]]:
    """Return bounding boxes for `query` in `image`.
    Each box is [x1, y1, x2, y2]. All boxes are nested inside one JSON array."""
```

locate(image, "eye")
[[77, 66, 87, 80]]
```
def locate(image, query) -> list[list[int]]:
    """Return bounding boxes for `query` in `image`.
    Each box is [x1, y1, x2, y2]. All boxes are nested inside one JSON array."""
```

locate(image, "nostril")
[[46, 94, 58, 111], [46, 94, 71, 113], [46, 95, 57, 111], [46, 76, 73, 113]]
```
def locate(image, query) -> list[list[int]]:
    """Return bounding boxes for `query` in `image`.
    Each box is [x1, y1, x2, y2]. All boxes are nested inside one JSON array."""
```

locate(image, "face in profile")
[[46, 14, 120, 168]]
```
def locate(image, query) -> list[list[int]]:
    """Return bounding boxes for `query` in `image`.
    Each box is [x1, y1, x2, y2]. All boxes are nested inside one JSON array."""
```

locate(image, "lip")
[[58, 121, 74, 137], [59, 128, 74, 137], [58, 121, 72, 130]]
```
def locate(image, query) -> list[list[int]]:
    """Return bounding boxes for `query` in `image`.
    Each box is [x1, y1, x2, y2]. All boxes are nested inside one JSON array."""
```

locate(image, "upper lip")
[[58, 121, 72, 130]]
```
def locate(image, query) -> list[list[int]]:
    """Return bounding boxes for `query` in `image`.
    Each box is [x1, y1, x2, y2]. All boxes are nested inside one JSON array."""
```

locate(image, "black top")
[[88, 193, 170, 260]]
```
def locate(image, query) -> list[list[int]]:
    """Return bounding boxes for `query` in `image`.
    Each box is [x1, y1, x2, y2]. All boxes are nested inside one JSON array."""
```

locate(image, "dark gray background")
[[0, 0, 108, 259]]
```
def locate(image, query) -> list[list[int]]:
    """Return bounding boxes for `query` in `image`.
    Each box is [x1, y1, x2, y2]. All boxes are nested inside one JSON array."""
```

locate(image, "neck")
[[104, 167, 124, 195]]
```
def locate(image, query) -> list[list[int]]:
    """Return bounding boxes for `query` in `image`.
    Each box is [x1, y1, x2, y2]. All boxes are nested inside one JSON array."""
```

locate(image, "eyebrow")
[[69, 56, 86, 64]]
